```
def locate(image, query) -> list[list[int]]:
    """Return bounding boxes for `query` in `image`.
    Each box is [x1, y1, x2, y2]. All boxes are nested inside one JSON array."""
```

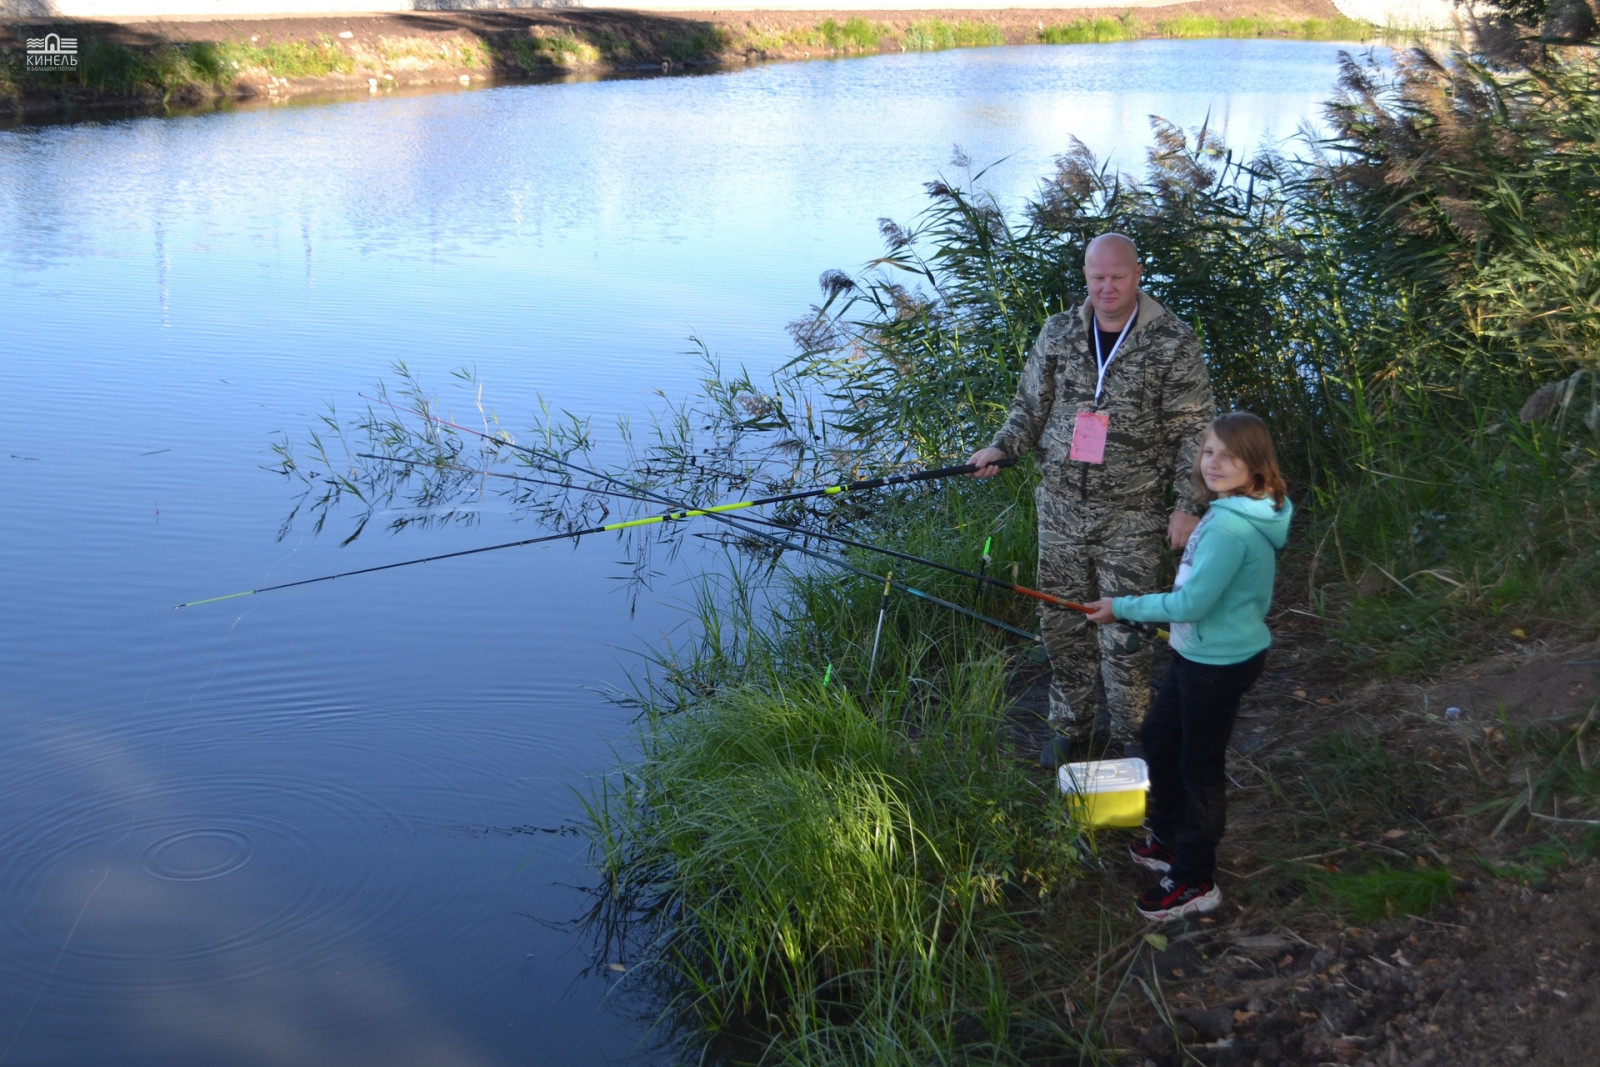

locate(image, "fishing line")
[[173, 510, 760, 608]]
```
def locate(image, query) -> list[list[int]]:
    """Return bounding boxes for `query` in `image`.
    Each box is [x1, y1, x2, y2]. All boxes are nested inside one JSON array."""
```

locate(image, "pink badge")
[[1070, 410, 1109, 464]]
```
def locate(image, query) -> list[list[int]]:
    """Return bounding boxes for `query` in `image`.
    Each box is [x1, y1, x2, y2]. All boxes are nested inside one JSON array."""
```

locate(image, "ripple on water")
[[0, 769, 429, 1000], [139, 826, 254, 882]]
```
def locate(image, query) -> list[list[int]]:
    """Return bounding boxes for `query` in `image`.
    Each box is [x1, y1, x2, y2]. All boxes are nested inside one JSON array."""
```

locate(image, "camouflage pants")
[[1036, 489, 1165, 745]]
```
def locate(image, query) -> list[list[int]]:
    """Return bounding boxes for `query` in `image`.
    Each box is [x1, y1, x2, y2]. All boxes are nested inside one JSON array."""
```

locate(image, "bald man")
[[968, 233, 1213, 766]]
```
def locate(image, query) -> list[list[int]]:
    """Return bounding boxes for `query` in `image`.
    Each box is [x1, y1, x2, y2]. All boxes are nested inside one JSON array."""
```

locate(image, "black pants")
[[1140, 649, 1267, 884]]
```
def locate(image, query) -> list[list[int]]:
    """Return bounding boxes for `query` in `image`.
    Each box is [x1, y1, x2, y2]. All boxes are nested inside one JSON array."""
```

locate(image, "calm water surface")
[[1, 40, 1358, 1065]]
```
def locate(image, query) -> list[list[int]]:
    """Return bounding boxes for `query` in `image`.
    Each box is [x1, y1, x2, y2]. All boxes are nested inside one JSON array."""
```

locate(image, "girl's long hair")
[[1191, 412, 1288, 508]]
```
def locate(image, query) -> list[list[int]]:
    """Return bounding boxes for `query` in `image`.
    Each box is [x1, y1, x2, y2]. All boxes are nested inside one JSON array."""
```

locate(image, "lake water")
[[1, 39, 1362, 1065]]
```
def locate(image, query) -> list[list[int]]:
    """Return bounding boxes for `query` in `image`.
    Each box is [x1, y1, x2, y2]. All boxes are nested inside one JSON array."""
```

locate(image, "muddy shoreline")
[[2, 1, 1364, 121]]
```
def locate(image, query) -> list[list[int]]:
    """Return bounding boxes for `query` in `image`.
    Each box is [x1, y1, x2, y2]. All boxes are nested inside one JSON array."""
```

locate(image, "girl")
[[1086, 412, 1292, 921]]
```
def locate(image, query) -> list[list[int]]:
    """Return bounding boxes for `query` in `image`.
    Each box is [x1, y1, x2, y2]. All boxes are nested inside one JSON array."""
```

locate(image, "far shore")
[[2, 2, 1413, 121]]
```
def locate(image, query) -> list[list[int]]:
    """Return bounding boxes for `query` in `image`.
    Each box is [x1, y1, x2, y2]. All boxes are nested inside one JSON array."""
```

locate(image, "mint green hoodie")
[[1112, 494, 1293, 665]]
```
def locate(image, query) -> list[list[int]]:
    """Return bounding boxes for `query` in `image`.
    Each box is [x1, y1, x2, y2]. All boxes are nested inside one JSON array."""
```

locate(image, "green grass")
[[1306, 864, 1453, 921], [60, 39, 234, 98], [1038, 16, 1140, 45], [902, 20, 1006, 51], [1157, 15, 1378, 40], [1039, 14, 1379, 46], [819, 17, 884, 51], [588, 607, 1086, 1058], [662, 28, 732, 64], [376, 37, 491, 68], [4, 35, 361, 102], [496, 32, 603, 71], [217, 37, 354, 78], [571, 466, 1122, 1061]]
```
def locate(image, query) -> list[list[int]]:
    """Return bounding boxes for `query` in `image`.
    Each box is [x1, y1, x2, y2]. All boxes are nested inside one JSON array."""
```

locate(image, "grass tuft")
[[1038, 16, 1140, 45], [218, 37, 355, 78], [1306, 863, 1453, 921], [588, 656, 1084, 1056], [902, 20, 1006, 51]]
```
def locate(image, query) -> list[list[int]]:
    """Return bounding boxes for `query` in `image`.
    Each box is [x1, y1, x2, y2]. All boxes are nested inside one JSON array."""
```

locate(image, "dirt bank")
[[1007, 603, 1600, 1063], [2, 1, 1365, 120]]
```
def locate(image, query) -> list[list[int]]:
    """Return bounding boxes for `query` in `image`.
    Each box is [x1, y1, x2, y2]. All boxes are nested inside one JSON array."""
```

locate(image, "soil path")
[[1009, 610, 1600, 1064]]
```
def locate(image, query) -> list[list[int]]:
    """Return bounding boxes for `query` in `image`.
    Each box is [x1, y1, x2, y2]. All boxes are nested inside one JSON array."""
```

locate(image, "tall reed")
[[773, 48, 1600, 665]]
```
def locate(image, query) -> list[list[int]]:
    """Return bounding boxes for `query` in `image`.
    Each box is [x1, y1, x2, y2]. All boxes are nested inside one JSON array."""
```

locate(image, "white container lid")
[[1058, 757, 1150, 796]]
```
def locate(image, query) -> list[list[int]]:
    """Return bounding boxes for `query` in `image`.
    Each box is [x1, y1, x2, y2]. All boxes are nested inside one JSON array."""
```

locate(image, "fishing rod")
[[176, 452, 1033, 643], [359, 450, 1166, 641], [369, 399, 1041, 643], [358, 400, 1107, 616], [722, 512, 1166, 643], [171, 502, 796, 609]]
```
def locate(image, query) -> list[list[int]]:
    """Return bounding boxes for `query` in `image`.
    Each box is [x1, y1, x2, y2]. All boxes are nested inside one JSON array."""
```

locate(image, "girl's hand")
[[1085, 599, 1116, 624]]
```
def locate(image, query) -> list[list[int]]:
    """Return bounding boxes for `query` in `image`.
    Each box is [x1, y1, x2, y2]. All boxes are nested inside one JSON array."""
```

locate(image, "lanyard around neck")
[[1092, 310, 1136, 405]]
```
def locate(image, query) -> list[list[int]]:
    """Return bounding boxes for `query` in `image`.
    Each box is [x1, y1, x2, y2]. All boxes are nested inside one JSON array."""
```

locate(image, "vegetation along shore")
[[562, 11, 1595, 1065], [265, 3, 1600, 1059], [0, 1, 1388, 120]]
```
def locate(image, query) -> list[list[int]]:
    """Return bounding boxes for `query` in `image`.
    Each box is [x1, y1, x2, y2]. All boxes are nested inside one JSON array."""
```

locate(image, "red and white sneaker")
[[1128, 836, 1175, 873], [1136, 876, 1221, 921]]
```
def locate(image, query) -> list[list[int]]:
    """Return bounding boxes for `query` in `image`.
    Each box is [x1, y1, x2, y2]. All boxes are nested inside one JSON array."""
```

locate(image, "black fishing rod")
[[728, 514, 1166, 641], [359, 450, 1164, 642], [176, 445, 1028, 643], [171, 502, 788, 609], [369, 400, 1041, 643]]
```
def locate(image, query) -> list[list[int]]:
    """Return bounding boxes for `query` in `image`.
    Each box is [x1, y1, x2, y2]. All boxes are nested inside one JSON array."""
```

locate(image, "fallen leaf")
[[1382, 828, 1407, 840], [1170, 967, 1185, 978], [1278, 953, 1296, 968], [1512, 627, 1527, 639], [1293, 689, 1307, 699], [1144, 932, 1169, 951], [1318, 697, 1334, 705], [608, 962, 627, 973], [1233, 1010, 1259, 1025]]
